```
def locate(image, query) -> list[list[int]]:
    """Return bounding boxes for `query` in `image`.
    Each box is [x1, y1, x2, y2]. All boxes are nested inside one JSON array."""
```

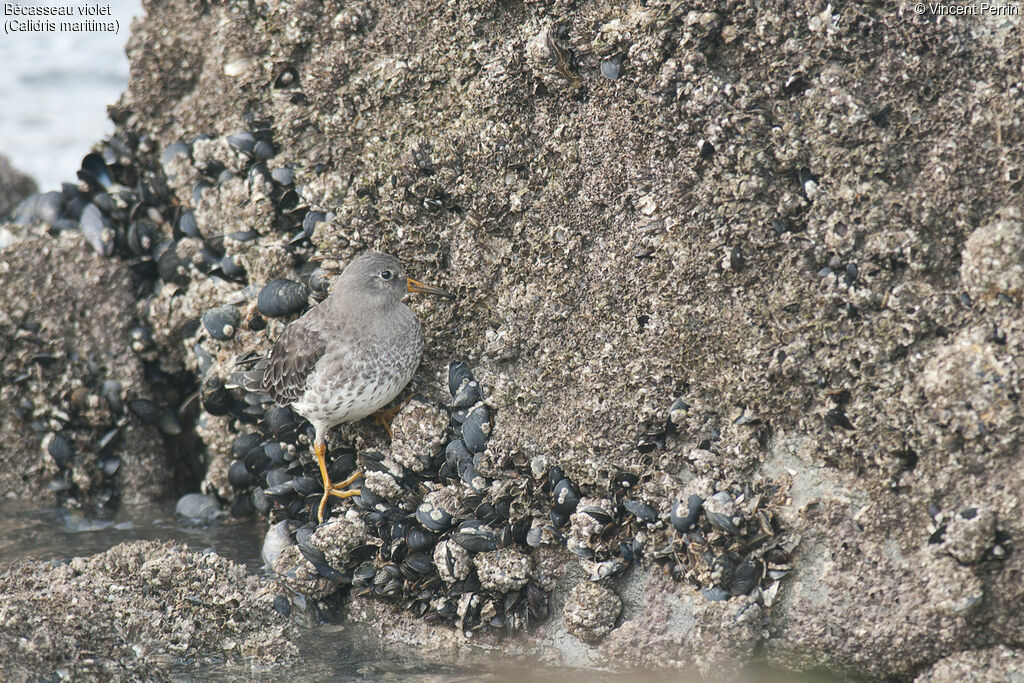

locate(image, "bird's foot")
[[314, 437, 363, 523], [317, 471, 362, 523], [372, 396, 412, 438]]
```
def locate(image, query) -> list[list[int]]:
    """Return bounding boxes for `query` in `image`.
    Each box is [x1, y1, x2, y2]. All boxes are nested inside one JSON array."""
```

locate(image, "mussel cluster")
[[231, 362, 552, 634], [7, 126, 230, 505]]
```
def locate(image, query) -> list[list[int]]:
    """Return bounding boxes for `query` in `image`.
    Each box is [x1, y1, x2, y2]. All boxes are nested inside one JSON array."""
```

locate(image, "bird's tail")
[[227, 351, 271, 396]]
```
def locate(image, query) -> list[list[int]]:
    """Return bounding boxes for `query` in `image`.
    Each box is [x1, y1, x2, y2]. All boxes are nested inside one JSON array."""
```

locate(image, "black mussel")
[[254, 140, 276, 161], [452, 379, 482, 409], [265, 441, 289, 465], [600, 55, 623, 80], [549, 509, 568, 528], [127, 219, 161, 256], [265, 405, 299, 438], [703, 492, 740, 534], [928, 525, 947, 545], [328, 450, 357, 479], [227, 132, 257, 155], [51, 218, 79, 233], [277, 189, 300, 214], [302, 211, 324, 239], [245, 445, 272, 475], [201, 305, 240, 341], [730, 558, 762, 596], [229, 459, 258, 489], [547, 465, 565, 490], [220, 254, 246, 280], [356, 488, 384, 510], [293, 476, 320, 497], [448, 362, 473, 396], [271, 167, 294, 185], [711, 555, 734, 588], [264, 481, 296, 501], [161, 140, 191, 165], [79, 152, 112, 190], [475, 502, 498, 525], [177, 210, 202, 238], [159, 412, 182, 436], [552, 478, 580, 514], [232, 432, 262, 458], [193, 246, 222, 275], [91, 191, 114, 215], [452, 530, 498, 553], [228, 229, 259, 242], [403, 552, 434, 575], [274, 66, 299, 89], [624, 498, 658, 523], [462, 403, 491, 453], [264, 467, 293, 489], [100, 380, 124, 414], [287, 498, 306, 519], [636, 426, 666, 453], [578, 505, 613, 526], [217, 168, 236, 186], [14, 191, 63, 226], [249, 162, 272, 187], [46, 433, 73, 468], [702, 587, 731, 602], [407, 527, 438, 553], [353, 562, 376, 587], [416, 500, 453, 532], [157, 249, 190, 286], [192, 180, 212, 206], [299, 543, 344, 581], [309, 267, 332, 296], [252, 488, 272, 515], [128, 398, 162, 425], [79, 203, 114, 257], [613, 471, 640, 490], [671, 494, 704, 533], [257, 278, 307, 318], [460, 467, 488, 493], [96, 428, 120, 453]]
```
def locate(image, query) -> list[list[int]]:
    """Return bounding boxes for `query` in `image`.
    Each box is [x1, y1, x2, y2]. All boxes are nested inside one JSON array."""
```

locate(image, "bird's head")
[[332, 251, 453, 306]]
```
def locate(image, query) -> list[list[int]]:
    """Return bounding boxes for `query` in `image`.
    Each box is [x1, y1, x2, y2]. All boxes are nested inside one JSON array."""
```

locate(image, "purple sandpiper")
[[242, 252, 453, 522]]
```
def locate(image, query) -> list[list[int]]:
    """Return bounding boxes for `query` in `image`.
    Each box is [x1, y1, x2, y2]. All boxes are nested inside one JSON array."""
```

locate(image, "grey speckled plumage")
[[238, 251, 453, 523]]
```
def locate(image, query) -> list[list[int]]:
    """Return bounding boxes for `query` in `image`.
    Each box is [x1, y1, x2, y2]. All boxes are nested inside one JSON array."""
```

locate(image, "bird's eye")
[[380, 270, 393, 281]]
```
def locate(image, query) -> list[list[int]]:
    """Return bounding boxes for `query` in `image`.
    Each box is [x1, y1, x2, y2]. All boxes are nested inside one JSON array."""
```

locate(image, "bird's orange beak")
[[406, 277, 454, 299]]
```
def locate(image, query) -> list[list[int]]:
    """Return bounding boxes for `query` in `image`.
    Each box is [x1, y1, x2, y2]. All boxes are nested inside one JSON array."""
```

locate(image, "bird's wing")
[[260, 321, 328, 404]]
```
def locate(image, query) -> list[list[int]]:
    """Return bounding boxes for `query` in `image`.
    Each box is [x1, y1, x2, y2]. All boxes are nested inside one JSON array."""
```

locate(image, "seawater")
[[0, 0, 141, 190]]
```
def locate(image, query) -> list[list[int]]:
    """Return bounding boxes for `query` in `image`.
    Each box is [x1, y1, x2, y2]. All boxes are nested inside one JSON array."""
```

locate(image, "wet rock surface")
[[0, 541, 297, 679], [0, 0, 1022, 679], [563, 581, 622, 644]]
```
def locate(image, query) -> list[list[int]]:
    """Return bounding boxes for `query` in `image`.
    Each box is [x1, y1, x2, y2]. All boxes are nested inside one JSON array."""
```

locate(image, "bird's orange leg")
[[328, 470, 362, 499], [314, 438, 362, 524], [372, 395, 412, 438]]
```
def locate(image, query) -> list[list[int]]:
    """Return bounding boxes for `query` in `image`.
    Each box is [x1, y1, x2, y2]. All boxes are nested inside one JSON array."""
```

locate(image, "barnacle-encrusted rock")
[[960, 209, 1024, 303], [563, 581, 622, 644], [940, 507, 997, 566], [0, 541, 298, 679], [433, 539, 472, 585], [0, 233, 175, 506], [311, 510, 370, 567], [271, 543, 336, 600], [390, 400, 448, 472], [915, 646, 1024, 683], [473, 549, 531, 593], [918, 327, 1021, 465]]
